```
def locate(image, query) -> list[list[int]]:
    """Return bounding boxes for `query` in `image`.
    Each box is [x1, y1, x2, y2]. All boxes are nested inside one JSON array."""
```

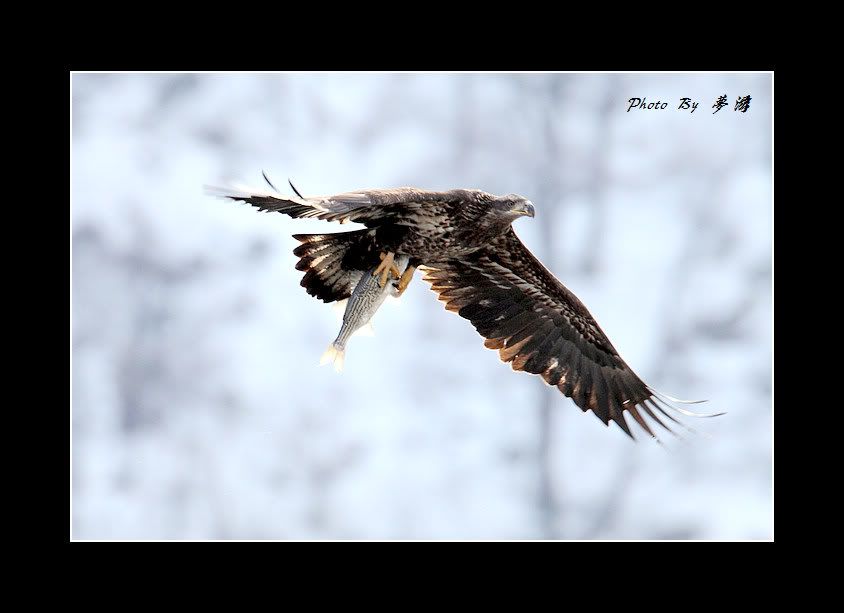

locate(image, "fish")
[[320, 255, 410, 372]]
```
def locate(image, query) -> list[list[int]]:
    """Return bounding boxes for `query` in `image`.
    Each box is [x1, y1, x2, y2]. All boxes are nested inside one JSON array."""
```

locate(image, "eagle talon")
[[395, 265, 416, 297], [373, 251, 399, 288]]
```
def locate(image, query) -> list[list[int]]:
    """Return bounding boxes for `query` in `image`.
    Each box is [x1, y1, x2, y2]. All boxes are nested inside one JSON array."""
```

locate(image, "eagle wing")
[[212, 184, 489, 228], [422, 228, 686, 439]]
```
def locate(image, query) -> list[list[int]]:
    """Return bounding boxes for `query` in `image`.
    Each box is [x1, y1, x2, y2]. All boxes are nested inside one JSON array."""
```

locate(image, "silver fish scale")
[[332, 255, 410, 350]]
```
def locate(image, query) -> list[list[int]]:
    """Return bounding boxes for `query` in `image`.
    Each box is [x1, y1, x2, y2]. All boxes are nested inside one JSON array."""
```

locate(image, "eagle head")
[[494, 195, 535, 220]]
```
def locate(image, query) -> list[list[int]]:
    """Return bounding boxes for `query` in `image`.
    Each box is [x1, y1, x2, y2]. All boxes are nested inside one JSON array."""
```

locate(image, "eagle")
[[213, 178, 718, 440]]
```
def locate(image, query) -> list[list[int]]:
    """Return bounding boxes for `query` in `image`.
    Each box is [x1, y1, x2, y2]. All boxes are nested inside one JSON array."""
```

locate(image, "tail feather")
[[292, 231, 375, 303], [320, 343, 346, 373]]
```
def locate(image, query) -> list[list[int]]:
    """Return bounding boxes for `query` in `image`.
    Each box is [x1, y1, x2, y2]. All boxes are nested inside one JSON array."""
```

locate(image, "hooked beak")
[[512, 201, 535, 218]]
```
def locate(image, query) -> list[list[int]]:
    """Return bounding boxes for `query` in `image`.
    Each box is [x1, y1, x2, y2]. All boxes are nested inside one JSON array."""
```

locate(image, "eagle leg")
[[374, 251, 401, 288], [395, 265, 416, 297]]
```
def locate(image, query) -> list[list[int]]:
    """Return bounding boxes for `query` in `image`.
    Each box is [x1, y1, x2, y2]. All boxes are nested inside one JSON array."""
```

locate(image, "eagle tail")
[[319, 343, 345, 373], [292, 230, 373, 303]]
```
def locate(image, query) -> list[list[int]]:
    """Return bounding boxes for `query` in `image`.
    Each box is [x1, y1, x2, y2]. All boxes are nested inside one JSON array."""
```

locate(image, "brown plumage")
[[420, 228, 700, 439], [214, 181, 716, 440]]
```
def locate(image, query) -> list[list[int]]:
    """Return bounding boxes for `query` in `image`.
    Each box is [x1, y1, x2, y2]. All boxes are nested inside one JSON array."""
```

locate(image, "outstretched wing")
[[210, 183, 490, 228], [422, 228, 690, 440]]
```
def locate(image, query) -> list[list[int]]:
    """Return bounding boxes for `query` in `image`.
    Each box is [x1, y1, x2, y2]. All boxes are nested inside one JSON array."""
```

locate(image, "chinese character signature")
[[626, 96, 752, 114]]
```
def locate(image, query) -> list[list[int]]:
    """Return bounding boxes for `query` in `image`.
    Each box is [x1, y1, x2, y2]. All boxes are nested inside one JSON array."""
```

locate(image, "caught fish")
[[320, 255, 410, 372]]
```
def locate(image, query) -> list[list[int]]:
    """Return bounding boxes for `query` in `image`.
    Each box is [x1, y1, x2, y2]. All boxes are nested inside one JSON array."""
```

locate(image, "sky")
[[71, 73, 772, 540]]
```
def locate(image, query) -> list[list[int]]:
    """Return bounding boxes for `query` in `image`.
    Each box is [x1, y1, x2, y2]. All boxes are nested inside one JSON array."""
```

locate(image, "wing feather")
[[210, 184, 493, 228], [423, 228, 690, 440]]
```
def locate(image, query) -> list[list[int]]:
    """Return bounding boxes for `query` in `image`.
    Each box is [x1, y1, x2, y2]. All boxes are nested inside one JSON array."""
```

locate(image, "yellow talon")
[[395, 265, 416, 297], [373, 251, 398, 288]]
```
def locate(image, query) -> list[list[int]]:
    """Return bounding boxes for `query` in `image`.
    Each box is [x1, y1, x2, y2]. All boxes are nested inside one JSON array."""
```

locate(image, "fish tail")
[[319, 342, 346, 373]]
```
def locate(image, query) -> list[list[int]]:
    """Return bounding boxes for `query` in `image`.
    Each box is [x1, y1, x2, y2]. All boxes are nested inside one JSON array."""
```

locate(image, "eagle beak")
[[514, 201, 535, 218]]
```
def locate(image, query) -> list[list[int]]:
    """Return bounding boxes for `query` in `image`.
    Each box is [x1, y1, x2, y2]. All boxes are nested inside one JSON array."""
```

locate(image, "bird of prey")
[[214, 178, 718, 440]]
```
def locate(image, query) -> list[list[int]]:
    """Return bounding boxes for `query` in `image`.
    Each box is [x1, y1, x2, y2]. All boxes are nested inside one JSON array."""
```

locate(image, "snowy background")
[[71, 73, 772, 540]]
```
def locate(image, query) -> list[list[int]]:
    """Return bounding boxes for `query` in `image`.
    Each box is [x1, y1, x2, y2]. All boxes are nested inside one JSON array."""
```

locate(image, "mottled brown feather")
[[422, 228, 676, 439], [222, 187, 495, 229], [291, 230, 379, 303]]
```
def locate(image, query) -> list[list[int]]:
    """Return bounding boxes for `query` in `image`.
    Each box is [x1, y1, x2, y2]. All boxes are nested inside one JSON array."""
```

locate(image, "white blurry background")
[[71, 73, 772, 540]]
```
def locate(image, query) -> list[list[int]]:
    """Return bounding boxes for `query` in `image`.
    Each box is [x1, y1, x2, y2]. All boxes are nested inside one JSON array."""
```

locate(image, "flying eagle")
[[215, 179, 717, 440]]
